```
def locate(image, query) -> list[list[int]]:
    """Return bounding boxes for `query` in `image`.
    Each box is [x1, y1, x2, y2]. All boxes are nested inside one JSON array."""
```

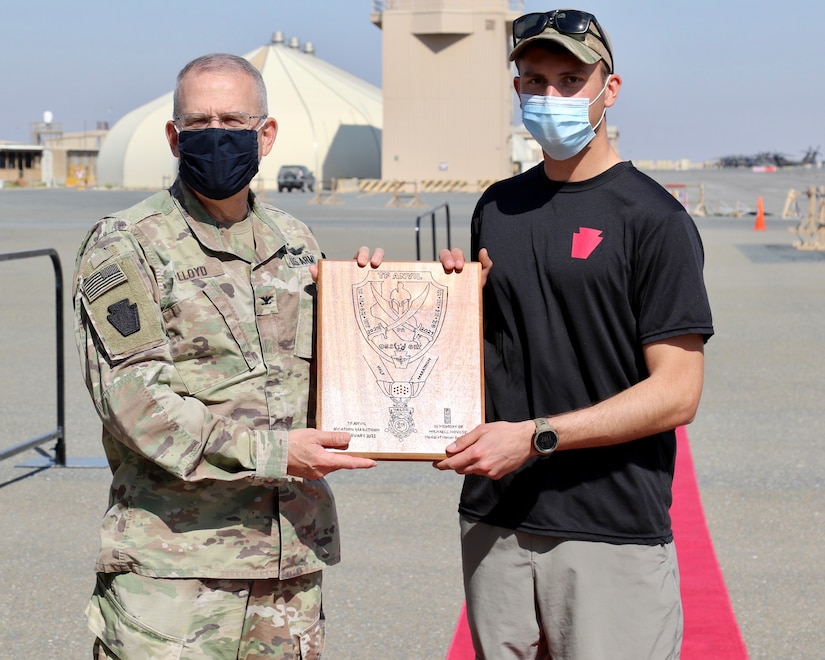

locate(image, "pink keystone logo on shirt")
[[571, 227, 604, 259]]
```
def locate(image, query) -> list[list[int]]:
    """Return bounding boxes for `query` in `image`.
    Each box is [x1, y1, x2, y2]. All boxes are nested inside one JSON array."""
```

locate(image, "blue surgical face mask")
[[521, 77, 610, 161], [177, 128, 259, 200]]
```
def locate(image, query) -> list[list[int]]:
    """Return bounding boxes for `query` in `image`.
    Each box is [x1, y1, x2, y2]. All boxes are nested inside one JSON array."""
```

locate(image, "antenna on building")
[[32, 111, 62, 145]]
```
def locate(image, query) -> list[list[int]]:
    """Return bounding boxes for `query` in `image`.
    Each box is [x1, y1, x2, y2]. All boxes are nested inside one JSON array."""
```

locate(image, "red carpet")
[[446, 426, 748, 659]]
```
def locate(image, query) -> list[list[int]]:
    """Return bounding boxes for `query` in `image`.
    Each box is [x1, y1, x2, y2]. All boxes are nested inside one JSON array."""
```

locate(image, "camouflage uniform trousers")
[[89, 570, 324, 659]]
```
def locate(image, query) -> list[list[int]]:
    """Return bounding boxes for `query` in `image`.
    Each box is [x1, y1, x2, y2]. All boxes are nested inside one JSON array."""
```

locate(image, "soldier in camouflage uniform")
[[73, 53, 379, 659]]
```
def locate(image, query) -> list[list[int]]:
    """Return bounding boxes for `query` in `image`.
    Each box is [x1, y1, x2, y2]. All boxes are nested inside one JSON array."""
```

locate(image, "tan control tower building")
[[372, 0, 521, 184]]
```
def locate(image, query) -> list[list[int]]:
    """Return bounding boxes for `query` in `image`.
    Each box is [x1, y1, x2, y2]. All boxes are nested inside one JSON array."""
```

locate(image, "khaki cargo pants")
[[88, 571, 324, 659]]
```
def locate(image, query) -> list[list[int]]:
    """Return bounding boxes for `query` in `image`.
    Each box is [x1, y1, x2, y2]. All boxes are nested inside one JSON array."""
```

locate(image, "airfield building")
[[96, 32, 383, 190], [372, 0, 519, 184]]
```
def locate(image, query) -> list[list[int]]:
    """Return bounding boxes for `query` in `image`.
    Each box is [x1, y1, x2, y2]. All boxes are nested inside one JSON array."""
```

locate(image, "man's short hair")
[[173, 53, 268, 117]]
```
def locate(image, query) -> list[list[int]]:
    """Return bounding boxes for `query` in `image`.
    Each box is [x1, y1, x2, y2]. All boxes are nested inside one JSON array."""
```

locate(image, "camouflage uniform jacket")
[[73, 180, 338, 580]]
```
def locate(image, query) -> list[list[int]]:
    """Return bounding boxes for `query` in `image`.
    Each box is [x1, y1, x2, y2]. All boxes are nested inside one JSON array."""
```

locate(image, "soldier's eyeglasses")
[[174, 112, 266, 132]]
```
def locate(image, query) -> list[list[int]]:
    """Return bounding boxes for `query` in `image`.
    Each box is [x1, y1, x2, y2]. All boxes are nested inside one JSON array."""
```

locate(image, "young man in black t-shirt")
[[436, 9, 713, 659]]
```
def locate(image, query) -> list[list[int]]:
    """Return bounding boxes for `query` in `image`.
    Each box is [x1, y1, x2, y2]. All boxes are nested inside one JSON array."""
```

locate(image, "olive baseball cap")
[[509, 10, 614, 73]]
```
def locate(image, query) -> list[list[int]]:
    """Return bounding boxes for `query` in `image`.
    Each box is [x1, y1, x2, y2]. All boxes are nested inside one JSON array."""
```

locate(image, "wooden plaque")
[[317, 260, 484, 460]]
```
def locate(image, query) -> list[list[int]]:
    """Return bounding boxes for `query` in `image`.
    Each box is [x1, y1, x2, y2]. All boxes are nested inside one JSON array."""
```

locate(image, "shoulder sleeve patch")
[[80, 253, 165, 360]]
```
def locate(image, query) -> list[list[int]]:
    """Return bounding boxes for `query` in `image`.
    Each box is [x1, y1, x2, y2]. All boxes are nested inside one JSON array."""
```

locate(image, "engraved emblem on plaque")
[[352, 270, 447, 441]]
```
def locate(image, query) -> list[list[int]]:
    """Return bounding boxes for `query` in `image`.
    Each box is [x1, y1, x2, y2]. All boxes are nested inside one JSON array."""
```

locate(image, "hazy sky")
[[2, 0, 821, 162]]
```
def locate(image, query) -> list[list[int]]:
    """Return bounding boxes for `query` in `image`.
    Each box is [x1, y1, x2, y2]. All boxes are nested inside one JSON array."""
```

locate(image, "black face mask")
[[177, 128, 259, 200]]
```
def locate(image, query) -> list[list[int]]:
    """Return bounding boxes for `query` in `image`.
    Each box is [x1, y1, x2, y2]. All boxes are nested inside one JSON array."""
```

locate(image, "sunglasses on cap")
[[512, 9, 613, 72]]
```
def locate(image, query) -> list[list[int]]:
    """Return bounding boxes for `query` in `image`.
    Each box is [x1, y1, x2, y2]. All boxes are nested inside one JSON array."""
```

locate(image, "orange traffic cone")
[[754, 197, 766, 231]]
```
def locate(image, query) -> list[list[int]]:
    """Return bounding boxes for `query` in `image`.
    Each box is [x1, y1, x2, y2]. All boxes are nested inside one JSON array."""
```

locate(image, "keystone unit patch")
[[107, 299, 141, 337]]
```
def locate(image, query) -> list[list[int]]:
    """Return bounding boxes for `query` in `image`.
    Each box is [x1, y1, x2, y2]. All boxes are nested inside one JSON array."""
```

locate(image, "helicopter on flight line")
[[715, 147, 819, 168]]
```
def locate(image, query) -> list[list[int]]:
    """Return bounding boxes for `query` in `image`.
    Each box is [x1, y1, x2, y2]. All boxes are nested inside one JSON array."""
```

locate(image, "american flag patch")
[[84, 262, 127, 302]]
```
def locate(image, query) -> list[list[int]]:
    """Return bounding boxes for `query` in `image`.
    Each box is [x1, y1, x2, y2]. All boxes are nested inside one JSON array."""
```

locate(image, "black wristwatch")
[[532, 418, 559, 457]]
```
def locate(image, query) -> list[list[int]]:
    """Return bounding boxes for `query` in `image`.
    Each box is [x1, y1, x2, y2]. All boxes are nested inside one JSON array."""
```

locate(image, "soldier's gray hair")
[[173, 53, 268, 117]]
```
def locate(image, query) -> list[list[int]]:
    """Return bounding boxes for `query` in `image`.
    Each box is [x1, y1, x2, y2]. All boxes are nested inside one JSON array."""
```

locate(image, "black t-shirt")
[[460, 161, 714, 544]]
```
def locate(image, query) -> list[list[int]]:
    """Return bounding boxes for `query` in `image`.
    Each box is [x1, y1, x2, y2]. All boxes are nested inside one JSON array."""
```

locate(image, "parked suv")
[[277, 165, 315, 192]]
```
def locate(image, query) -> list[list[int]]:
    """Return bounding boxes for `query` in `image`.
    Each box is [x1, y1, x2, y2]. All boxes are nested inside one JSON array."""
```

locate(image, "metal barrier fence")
[[415, 203, 451, 261], [0, 248, 66, 466]]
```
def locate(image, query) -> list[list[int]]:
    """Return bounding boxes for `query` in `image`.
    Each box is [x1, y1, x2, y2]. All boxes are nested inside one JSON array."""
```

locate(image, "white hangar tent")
[[97, 32, 383, 190]]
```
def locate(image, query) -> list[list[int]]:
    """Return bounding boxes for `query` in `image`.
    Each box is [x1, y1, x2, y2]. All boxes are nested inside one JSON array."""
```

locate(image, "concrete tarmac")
[[1, 167, 823, 658]]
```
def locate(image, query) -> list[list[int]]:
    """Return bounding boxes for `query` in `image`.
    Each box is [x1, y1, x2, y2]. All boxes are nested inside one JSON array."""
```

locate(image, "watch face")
[[535, 431, 558, 453]]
